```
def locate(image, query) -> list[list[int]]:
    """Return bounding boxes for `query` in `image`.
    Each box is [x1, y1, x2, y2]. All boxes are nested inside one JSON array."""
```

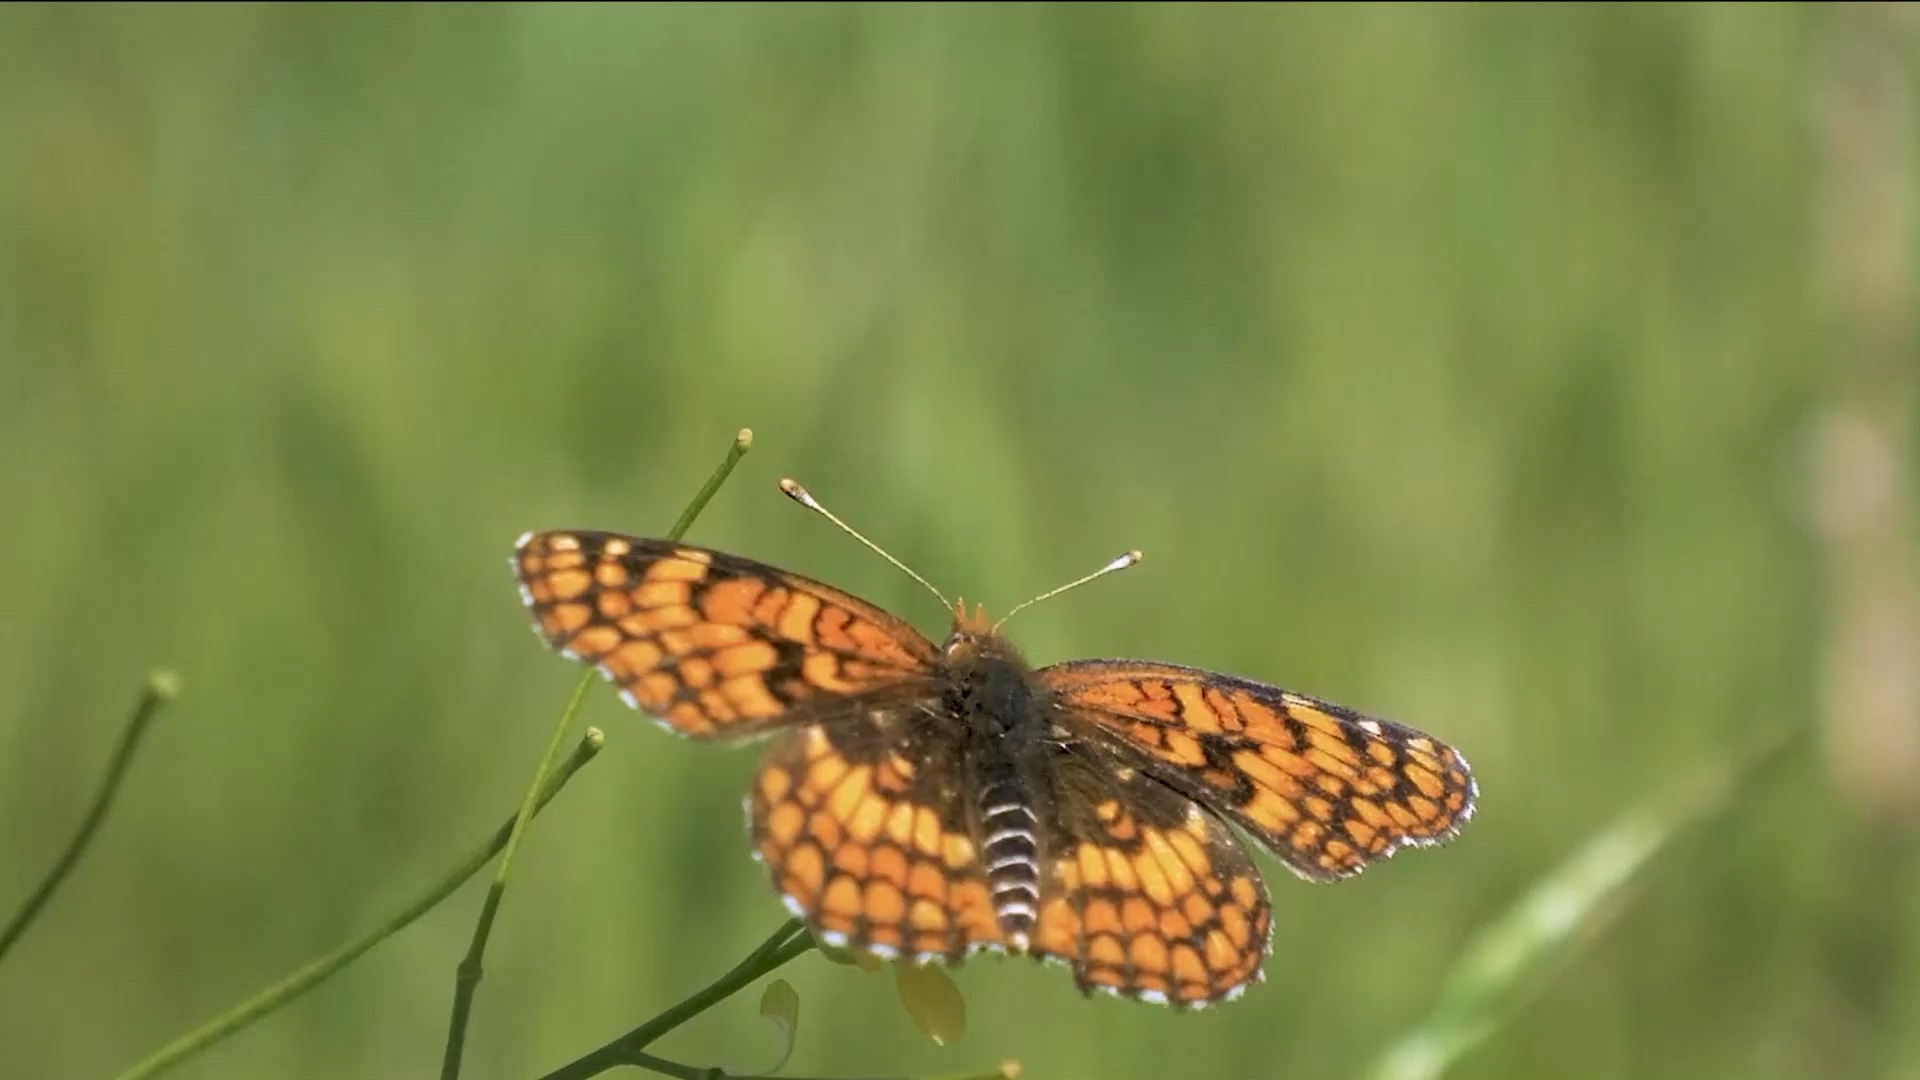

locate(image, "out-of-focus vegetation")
[[2, 4, 1915, 1079]]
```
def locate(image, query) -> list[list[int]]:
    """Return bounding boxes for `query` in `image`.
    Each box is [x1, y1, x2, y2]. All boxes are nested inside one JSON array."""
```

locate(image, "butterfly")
[[509, 480, 1477, 1008]]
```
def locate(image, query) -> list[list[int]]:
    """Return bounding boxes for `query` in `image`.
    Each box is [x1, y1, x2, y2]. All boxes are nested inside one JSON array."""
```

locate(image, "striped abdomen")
[[942, 633, 1049, 952], [977, 770, 1041, 949]]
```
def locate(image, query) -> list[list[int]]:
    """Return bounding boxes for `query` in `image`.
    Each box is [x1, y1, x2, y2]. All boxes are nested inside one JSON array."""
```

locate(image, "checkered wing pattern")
[[1041, 660, 1478, 883], [748, 711, 1010, 963], [1030, 743, 1274, 1007], [513, 531, 940, 739]]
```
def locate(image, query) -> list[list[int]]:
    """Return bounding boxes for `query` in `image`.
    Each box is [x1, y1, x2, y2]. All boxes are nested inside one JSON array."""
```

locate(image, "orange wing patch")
[[1041, 660, 1477, 883], [513, 531, 940, 739], [749, 718, 1009, 962], [1030, 748, 1272, 1007]]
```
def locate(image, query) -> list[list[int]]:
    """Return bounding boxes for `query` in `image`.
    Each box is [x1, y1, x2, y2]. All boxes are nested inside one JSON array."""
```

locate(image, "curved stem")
[[632, 1053, 910, 1080], [0, 669, 180, 965], [112, 730, 606, 1080], [441, 671, 596, 1079], [444, 425, 756, 1079], [627, 1049, 1018, 1080], [535, 920, 815, 1080]]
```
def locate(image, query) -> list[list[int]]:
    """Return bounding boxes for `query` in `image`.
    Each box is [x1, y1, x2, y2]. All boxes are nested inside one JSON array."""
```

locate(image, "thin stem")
[[0, 669, 181, 965], [112, 730, 606, 1080], [441, 672, 596, 1079], [444, 426, 755, 1079], [632, 1053, 911, 1080], [536, 920, 816, 1080], [628, 1050, 1017, 1080], [668, 428, 754, 543], [627, 1052, 715, 1080]]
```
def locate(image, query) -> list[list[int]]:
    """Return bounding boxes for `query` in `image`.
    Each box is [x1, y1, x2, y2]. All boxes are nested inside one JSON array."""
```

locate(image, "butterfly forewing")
[[1039, 660, 1478, 883], [513, 530, 941, 739]]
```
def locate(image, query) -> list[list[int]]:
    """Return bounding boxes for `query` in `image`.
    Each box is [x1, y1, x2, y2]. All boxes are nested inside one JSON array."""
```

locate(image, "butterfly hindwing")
[[748, 709, 1012, 962], [1028, 741, 1274, 1007]]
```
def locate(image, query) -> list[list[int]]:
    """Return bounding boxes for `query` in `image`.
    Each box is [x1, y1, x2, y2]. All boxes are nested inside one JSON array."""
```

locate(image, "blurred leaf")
[[893, 961, 967, 1047], [757, 978, 799, 1075]]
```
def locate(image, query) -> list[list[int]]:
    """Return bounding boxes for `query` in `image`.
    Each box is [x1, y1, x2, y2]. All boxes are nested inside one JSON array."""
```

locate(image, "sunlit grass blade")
[[1367, 728, 1799, 1080]]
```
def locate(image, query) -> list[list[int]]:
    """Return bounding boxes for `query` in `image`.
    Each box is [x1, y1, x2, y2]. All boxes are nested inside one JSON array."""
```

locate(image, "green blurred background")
[[4, 3, 1917, 1078]]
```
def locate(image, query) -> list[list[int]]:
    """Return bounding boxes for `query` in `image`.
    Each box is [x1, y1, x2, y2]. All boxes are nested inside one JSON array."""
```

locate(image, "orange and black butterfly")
[[510, 480, 1477, 1009]]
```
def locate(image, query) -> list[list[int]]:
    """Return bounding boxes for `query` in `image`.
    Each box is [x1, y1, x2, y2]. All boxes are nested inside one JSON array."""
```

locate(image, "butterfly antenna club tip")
[[779, 477, 951, 609], [993, 548, 1145, 632], [778, 477, 816, 506]]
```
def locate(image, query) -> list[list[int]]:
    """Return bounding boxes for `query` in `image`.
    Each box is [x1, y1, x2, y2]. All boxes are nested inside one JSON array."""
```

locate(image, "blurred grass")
[[113, 726, 607, 1080], [0, 4, 1912, 1079], [1370, 727, 1802, 1080]]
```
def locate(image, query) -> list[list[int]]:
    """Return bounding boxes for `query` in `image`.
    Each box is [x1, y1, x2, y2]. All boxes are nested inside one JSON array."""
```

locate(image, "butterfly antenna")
[[779, 478, 952, 610], [992, 550, 1143, 633]]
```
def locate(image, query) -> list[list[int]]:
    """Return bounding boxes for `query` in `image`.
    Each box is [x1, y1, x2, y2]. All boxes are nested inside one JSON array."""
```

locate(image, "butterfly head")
[[940, 599, 1036, 668], [941, 599, 1018, 663], [951, 598, 994, 636]]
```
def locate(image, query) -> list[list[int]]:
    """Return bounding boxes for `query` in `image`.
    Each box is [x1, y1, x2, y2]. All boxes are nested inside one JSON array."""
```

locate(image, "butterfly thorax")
[[939, 627, 1039, 727], [938, 615, 1050, 951]]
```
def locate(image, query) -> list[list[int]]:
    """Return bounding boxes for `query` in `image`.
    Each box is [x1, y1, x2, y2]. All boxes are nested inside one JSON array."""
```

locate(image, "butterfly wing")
[[513, 530, 941, 740], [1038, 659, 1477, 883], [747, 708, 1014, 963], [1027, 741, 1273, 1007]]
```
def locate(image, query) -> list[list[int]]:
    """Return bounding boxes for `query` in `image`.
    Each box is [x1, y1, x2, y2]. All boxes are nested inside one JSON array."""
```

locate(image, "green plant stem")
[[0, 669, 181, 966], [669, 427, 755, 543], [536, 920, 816, 1080], [631, 1053, 907, 1080], [112, 729, 606, 1080], [626, 1049, 1017, 1080], [441, 671, 596, 1080], [444, 425, 756, 1079]]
